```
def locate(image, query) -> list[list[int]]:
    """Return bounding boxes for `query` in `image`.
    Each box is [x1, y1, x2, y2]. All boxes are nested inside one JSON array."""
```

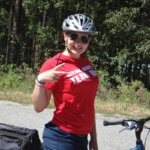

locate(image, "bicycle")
[[103, 116, 150, 150]]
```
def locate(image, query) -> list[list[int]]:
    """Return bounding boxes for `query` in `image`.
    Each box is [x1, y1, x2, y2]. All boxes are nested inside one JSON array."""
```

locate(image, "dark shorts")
[[42, 122, 88, 150]]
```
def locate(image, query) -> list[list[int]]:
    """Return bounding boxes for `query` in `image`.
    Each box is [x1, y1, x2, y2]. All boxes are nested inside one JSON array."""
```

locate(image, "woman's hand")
[[89, 113, 98, 150], [89, 137, 98, 150], [38, 63, 68, 83], [32, 63, 68, 112]]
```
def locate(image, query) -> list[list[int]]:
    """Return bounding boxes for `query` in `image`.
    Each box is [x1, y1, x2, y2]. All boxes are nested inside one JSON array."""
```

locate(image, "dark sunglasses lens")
[[70, 34, 78, 40], [81, 36, 89, 44]]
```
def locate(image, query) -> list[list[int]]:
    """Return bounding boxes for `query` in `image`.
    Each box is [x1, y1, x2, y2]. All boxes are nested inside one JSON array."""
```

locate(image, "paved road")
[[0, 100, 150, 150]]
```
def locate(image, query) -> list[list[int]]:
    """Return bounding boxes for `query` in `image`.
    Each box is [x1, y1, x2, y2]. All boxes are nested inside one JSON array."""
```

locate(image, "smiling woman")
[[32, 14, 99, 150]]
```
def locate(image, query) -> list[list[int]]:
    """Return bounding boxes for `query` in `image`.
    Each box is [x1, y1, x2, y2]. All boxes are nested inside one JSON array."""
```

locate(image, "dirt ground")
[[0, 100, 150, 150]]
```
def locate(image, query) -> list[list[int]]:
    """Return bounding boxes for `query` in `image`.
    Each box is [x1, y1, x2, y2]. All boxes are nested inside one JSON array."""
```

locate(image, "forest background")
[[0, 0, 150, 117]]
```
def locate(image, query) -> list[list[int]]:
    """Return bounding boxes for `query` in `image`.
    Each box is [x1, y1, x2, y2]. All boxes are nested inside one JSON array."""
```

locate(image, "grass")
[[95, 98, 150, 118], [0, 90, 32, 104], [0, 90, 150, 119], [0, 64, 150, 119]]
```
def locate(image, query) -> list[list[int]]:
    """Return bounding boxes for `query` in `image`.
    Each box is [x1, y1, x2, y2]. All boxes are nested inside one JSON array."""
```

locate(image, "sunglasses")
[[68, 33, 90, 44]]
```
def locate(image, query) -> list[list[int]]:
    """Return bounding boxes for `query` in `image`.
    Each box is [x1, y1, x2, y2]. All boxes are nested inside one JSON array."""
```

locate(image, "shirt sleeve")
[[39, 59, 56, 91]]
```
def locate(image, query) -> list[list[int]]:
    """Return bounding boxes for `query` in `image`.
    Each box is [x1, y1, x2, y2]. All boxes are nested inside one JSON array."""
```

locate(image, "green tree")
[[0, 0, 150, 88]]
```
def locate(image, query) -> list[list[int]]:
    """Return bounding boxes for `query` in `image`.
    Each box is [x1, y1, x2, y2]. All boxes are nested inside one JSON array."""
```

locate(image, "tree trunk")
[[148, 67, 150, 87], [42, 9, 47, 27], [12, 0, 22, 65], [14, 0, 22, 34], [5, 1, 14, 65]]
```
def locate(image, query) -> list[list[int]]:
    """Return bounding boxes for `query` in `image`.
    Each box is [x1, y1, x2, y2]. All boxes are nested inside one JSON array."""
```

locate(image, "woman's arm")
[[89, 112, 98, 150], [32, 84, 51, 113]]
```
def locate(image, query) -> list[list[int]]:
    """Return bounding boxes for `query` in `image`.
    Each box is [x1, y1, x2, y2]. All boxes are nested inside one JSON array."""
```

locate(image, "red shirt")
[[40, 53, 99, 135]]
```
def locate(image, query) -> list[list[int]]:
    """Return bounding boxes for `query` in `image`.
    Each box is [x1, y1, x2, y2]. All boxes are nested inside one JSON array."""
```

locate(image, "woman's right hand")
[[32, 63, 68, 112], [37, 63, 68, 83]]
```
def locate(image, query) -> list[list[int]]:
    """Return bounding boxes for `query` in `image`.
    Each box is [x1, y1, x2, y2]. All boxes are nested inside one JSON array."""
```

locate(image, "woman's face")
[[63, 31, 91, 58]]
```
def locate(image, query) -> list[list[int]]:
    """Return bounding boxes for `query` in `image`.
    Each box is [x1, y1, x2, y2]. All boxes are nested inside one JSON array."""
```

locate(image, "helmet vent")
[[85, 17, 88, 23], [74, 16, 78, 21], [66, 23, 70, 27], [74, 26, 78, 29], [80, 18, 83, 25], [69, 16, 73, 20]]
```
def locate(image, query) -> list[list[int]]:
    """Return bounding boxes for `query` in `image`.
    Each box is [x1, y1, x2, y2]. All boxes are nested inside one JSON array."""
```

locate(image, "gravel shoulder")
[[0, 100, 150, 150]]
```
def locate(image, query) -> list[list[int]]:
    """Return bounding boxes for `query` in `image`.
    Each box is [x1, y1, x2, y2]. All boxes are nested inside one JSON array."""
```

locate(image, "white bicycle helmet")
[[62, 14, 96, 35]]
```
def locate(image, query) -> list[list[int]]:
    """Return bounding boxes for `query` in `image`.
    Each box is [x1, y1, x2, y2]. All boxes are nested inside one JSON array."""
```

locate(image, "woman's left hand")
[[89, 137, 98, 150]]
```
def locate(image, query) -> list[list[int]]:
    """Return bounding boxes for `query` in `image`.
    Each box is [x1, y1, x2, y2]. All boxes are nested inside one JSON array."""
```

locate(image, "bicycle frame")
[[130, 144, 144, 150]]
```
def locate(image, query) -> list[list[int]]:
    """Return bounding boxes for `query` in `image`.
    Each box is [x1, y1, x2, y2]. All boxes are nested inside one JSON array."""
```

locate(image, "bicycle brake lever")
[[119, 121, 136, 133], [119, 127, 128, 133]]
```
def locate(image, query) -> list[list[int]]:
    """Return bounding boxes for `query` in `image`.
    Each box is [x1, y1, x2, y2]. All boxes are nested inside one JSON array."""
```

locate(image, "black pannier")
[[0, 123, 42, 150]]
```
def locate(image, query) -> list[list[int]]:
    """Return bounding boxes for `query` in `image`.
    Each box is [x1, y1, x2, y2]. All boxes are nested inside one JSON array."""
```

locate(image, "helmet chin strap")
[[65, 47, 71, 53], [65, 40, 71, 53]]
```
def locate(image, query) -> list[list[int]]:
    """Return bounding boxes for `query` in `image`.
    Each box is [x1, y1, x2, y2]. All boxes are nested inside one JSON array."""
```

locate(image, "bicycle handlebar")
[[103, 119, 127, 126], [103, 116, 150, 128], [103, 116, 150, 149], [145, 116, 150, 122]]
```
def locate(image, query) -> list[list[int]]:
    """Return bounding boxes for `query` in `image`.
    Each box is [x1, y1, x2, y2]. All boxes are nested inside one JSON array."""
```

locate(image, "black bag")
[[0, 123, 43, 150]]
